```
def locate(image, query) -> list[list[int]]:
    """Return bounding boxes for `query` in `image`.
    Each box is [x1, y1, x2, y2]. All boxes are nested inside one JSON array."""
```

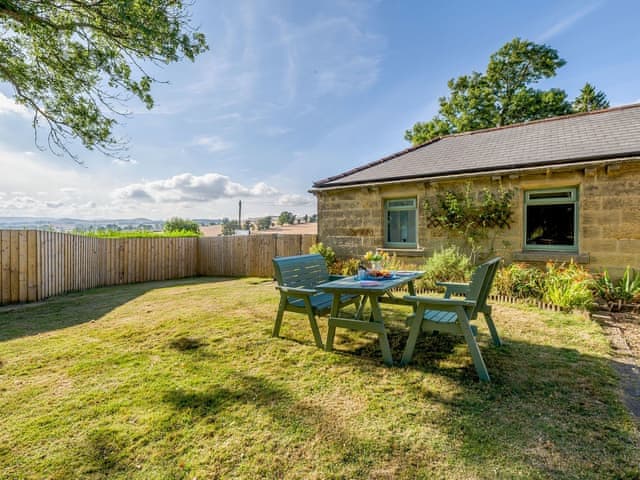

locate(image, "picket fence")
[[0, 231, 317, 306]]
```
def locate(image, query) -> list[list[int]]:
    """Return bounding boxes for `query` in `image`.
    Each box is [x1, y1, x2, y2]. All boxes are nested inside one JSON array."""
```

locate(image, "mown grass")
[[0, 277, 638, 479]]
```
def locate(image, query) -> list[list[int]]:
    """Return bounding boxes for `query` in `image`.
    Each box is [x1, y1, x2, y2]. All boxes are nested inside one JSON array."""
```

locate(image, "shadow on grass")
[[326, 322, 640, 478], [163, 372, 383, 478], [0, 277, 232, 343]]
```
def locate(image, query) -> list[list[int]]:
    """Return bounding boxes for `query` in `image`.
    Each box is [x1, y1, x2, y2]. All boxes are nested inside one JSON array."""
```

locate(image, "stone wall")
[[315, 158, 640, 275]]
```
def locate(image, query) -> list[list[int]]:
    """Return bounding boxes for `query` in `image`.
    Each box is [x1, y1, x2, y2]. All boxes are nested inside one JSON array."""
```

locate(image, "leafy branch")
[[424, 184, 514, 261]]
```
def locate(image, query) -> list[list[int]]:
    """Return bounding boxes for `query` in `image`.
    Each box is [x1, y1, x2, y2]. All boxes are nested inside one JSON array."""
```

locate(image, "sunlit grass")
[[73, 229, 200, 238], [0, 277, 638, 479]]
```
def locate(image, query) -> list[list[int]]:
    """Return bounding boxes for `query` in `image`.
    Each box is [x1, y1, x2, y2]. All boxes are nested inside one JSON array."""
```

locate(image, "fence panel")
[[0, 231, 316, 306]]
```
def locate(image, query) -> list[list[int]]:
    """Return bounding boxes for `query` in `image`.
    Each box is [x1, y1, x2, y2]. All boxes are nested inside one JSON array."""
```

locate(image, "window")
[[385, 198, 417, 247], [524, 187, 578, 251]]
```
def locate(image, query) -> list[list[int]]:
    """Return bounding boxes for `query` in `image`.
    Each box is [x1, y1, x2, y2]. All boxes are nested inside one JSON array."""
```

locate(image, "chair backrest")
[[466, 257, 502, 316], [272, 254, 330, 289]]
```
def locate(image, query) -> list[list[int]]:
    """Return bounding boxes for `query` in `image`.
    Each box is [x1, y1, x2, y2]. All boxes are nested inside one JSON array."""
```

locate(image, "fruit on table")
[[368, 269, 392, 278]]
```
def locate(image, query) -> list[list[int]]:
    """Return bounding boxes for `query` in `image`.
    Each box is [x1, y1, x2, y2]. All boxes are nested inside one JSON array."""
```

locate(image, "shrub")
[[417, 246, 473, 291], [595, 266, 640, 304], [331, 258, 361, 276], [309, 242, 336, 269], [164, 217, 201, 235], [494, 263, 545, 299], [221, 220, 240, 236], [543, 262, 595, 310]]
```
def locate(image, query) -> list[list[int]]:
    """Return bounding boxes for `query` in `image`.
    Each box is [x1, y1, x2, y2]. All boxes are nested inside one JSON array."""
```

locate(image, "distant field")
[[201, 222, 317, 237]]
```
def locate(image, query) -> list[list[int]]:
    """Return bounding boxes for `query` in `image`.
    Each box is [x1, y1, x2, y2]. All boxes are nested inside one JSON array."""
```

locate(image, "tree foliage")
[[221, 219, 239, 236], [278, 211, 296, 225], [405, 38, 607, 145], [256, 216, 272, 231], [164, 217, 201, 235], [0, 0, 207, 161], [573, 82, 610, 112]]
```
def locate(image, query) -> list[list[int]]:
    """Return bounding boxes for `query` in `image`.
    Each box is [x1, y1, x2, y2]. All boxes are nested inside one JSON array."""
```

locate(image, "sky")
[[1, 0, 639, 221]]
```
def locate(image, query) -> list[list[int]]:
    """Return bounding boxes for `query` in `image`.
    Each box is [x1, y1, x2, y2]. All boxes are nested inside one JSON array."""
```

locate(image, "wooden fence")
[[198, 234, 317, 277], [0, 231, 316, 306]]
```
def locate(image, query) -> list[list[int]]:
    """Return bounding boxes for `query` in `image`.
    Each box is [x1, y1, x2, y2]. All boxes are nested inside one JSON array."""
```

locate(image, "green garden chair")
[[272, 254, 360, 348], [400, 257, 502, 381]]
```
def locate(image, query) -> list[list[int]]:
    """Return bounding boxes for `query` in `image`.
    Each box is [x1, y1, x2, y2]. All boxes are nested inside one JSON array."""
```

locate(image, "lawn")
[[0, 277, 638, 479]]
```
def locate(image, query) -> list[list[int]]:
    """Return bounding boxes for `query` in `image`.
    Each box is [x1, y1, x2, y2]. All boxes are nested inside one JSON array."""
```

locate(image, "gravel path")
[[592, 311, 640, 422]]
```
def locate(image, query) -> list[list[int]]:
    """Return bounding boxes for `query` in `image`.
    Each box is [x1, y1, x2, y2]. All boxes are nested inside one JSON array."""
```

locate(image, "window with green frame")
[[524, 187, 578, 251], [385, 198, 417, 248]]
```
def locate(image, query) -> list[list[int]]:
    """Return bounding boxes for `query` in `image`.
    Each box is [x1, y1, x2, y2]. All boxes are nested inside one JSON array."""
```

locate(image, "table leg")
[[369, 295, 393, 366], [354, 295, 368, 320], [407, 280, 417, 312], [325, 292, 341, 352]]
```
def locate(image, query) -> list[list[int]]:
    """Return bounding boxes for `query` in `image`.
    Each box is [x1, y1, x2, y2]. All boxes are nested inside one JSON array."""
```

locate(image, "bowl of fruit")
[[366, 269, 394, 280]]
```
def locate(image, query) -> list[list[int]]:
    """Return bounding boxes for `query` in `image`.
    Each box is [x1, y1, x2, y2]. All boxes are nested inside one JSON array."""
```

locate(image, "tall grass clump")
[[595, 266, 640, 304], [494, 263, 545, 300], [543, 262, 595, 310], [417, 246, 473, 291]]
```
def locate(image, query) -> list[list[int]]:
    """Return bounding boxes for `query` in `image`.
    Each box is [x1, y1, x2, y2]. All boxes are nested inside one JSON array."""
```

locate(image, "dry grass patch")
[[0, 277, 638, 479]]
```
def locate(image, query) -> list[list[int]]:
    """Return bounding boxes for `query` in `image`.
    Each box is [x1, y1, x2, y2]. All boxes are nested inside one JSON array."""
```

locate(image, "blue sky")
[[0, 0, 638, 220]]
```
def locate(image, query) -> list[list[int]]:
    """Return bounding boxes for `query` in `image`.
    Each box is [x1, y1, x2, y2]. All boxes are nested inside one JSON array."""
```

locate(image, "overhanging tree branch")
[[0, 0, 208, 163]]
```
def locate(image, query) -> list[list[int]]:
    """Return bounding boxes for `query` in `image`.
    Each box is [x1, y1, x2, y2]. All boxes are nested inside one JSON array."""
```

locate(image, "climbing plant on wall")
[[424, 183, 515, 261]]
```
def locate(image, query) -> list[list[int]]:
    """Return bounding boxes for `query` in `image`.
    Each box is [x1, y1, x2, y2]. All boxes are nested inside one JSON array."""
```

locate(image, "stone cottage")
[[311, 104, 640, 275]]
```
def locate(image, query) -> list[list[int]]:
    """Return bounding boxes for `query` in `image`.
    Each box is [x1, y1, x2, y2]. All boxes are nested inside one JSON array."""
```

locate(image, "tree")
[[572, 83, 609, 112], [221, 219, 239, 236], [164, 217, 201, 235], [256, 216, 272, 231], [278, 211, 296, 225], [405, 38, 591, 145], [0, 1, 207, 161]]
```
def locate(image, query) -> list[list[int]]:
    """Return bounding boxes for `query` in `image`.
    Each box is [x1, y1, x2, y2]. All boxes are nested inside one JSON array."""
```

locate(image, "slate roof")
[[313, 103, 640, 189]]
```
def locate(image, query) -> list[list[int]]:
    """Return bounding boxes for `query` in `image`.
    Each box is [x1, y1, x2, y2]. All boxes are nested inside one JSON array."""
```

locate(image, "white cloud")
[[193, 136, 232, 153], [0, 92, 30, 118], [0, 195, 63, 210], [276, 193, 314, 207], [111, 172, 280, 203], [538, 3, 601, 41]]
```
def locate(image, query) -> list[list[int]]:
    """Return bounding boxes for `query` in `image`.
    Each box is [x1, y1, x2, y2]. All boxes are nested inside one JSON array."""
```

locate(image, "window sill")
[[512, 251, 590, 264], [378, 247, 425, 257]]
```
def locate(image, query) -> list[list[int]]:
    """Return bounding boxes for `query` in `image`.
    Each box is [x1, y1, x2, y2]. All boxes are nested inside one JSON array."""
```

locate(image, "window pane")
[[387, 210, 416, 244], [529, 191, 573, 201], [526, 204, 575, 246], [386, 199, 416, 209]]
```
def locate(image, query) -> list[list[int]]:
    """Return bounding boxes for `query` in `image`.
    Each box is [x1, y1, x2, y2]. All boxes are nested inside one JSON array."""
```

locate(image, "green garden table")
[[316, 271, 423, 366]]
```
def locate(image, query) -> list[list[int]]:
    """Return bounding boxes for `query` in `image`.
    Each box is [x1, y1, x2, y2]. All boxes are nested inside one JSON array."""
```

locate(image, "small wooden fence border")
[[0, 231, 316, 306], [391, 286, 575, 313]]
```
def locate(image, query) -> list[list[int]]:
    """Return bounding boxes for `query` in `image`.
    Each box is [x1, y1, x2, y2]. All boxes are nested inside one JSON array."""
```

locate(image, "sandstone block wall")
[[316, 159, 640, 276]]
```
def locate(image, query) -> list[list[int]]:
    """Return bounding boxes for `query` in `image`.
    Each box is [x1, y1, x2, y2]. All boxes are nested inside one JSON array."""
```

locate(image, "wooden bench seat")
[[272, 254, 360, 348]]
